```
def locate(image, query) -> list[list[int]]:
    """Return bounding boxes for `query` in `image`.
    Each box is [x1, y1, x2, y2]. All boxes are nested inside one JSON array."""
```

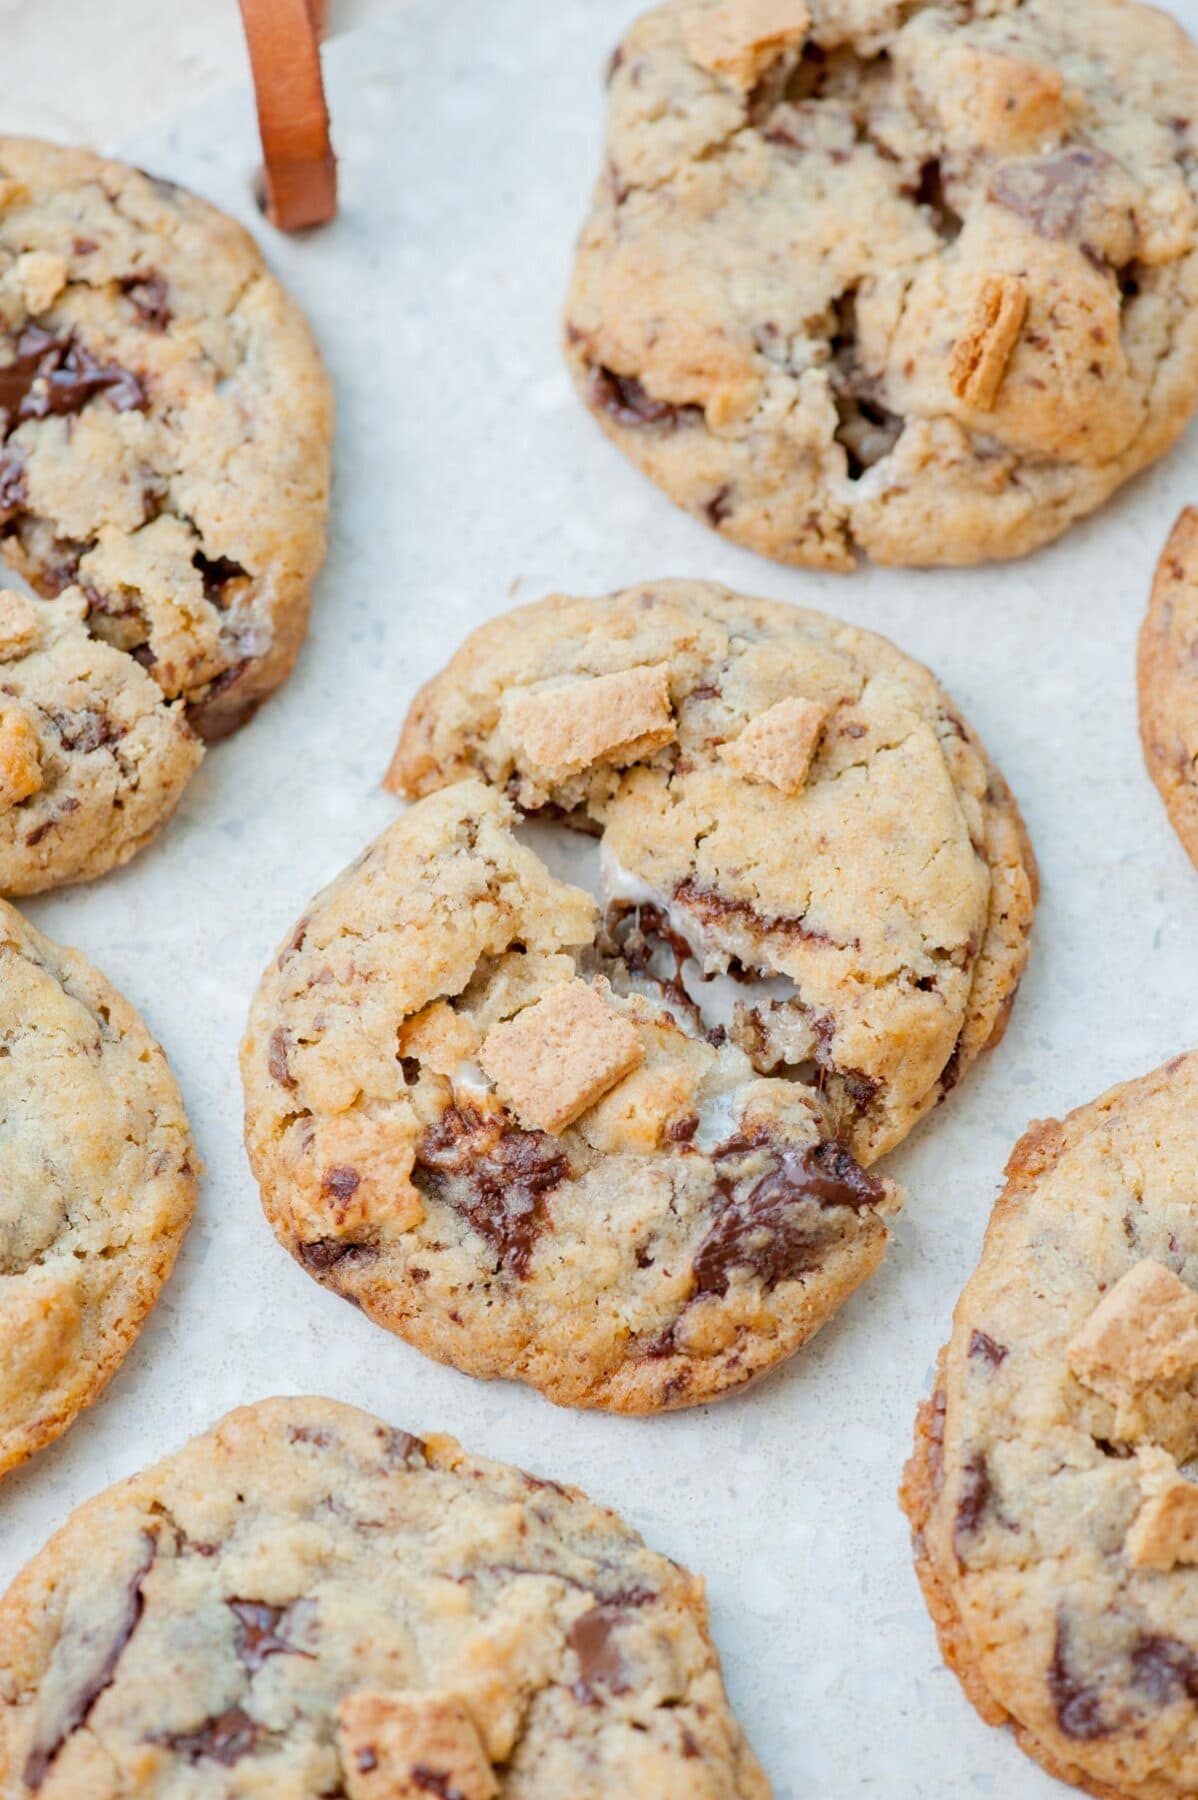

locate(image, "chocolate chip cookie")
[[243, 582, 1034, 1412], [0, 589, 201, 894], [0, 137, 332, 889], [0, 899, 196, 1479], [566, 0, 1198, 568], [901, 1050, 1198, 1799], [0, 1395, 768, 1797], [1139, 508, 1198, 875]]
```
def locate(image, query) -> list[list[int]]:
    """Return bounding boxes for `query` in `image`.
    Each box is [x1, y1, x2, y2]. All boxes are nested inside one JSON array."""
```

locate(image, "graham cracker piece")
[[501, 664, 675, 779], [718, 695, 827, 793], [949, 275, 1028, 409], [0, 708, 42, 811], [337, 1691, 498, 1800], [1126, 1446, 1198, 1571], [683, 0, 811, 90], [1068, 1260, 1198, 1404], [479, 979, 644, 1135], [0, 591, 39, 662]]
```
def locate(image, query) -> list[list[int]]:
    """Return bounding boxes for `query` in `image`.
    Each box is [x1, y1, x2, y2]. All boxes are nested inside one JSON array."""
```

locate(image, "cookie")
[[1139, 507, 1198, 874], [0, 137, 332, 886], [0, 589, 201, 894], [243, 582, 1034, 1413], [565, 0, 1198, 569], [0, 1395, 768, 1797], [0, 899, 196, 1478], [901, 1050, 1198, 1800]]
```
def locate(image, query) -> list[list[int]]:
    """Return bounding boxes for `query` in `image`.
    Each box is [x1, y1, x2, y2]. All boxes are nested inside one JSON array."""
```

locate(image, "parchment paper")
[[5, 6, 1198, 1795]]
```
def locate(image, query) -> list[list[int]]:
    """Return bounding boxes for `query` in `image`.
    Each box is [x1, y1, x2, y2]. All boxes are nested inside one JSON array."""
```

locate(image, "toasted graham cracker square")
[[949, 275, 1028, 410], [501, 664, 675, 780], [336, 1690, 497, 1800], [0, 591, 39, 662], [719, 695, 827, 794], [1127, 1447, 1198, 1571], [683, 0, 810, 90], [479, 979, 644, 1135], [1068, 1260, 1198, 1403], [0, 709, 42, 812]]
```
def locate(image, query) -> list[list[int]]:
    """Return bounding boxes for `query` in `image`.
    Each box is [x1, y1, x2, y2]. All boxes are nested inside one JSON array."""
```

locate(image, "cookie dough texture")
[[243, 582, 1035, 1413], [0, 137, 332, 890], [0, 1396, 768, 1798], [1139, 507, 1198, 874], [565, 0, 1198, 569], [901, 1051, 1198, 1800], [0, 899, 196, 1479]]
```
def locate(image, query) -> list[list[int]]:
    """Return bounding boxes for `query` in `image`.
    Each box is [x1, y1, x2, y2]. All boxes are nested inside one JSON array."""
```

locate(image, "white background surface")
[[4, 5, 1198, 1796]]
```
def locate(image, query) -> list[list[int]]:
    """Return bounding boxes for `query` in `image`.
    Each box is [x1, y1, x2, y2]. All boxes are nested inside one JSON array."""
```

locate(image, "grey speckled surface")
[[4, 5, 1198, 1796]]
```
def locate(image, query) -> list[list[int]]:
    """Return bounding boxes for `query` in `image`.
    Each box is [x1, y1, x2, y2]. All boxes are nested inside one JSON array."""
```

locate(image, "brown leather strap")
[[238, 0, 337, 232]]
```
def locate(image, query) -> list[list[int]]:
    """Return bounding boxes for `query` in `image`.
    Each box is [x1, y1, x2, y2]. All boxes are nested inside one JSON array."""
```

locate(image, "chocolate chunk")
[[1048, 1616, 1111, 1741], [987, 150, 1108, 242], [161, 1706, 264, 1765], [228, 1598, 312, 1673], [297, 1237, 375, 1274], [968, 1329, 1008, 1368], [322, 1166, 361, 1203], [1130, 1634, 1198, 1705], [192, 549, 249, 606], [50, 707, 119, 755], [119, 271, 171, 331], [569, 1606, 634, 1703], [952, 1450, 991, 1556], [414, 1103, 570, 1278], [589, 364, 702, 429], [385, 1427, 428, 1465], [0, 325, 146, 426], [24, 795, 80, 845], [705, 484, 733, 526], [24, 1531, 156, 1790], [267, 1027, 295, 1089], [691, 1138, 883, 1297]]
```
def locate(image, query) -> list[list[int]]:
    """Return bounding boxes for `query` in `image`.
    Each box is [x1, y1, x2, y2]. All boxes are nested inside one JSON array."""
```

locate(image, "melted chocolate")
[[1130, 1634, 1198, 1705], [589, 364, 702, 429], [952, 1451, 991, 1556], [691, 1138, 883, 1297], [968, 1330, 1008, 1368], [297, 1238, 376, 1274], [24, 1531, 156, 1790], [569, 1606, 634, 1702], [414, 1104, 570, 1278], [228, 1598, 312, 1673], [119, 271, 171, 331], [267, 1027, 294, 1088], [0, 325, 146, 425], [1048, 1617, 1111, 1741], [987, 150, 1108, 243], [673, 876, 853, 952], [161, 1706, 264, 1766]]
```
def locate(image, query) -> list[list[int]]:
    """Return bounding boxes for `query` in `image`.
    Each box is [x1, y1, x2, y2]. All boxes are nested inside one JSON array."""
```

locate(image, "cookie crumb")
[[479, 979, 644, 1135], [718, 695, 827, 793], [502, 663, 675, 779], [949, 275, 1028, 410], [1067, 1259, 1198, 1402], [0, 590, 39, 662], [336, 1690, 498, 1800], [0, 708, 42, 809], [683, 0, 811, 91], [1127, 1446, 1198, 1570]]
